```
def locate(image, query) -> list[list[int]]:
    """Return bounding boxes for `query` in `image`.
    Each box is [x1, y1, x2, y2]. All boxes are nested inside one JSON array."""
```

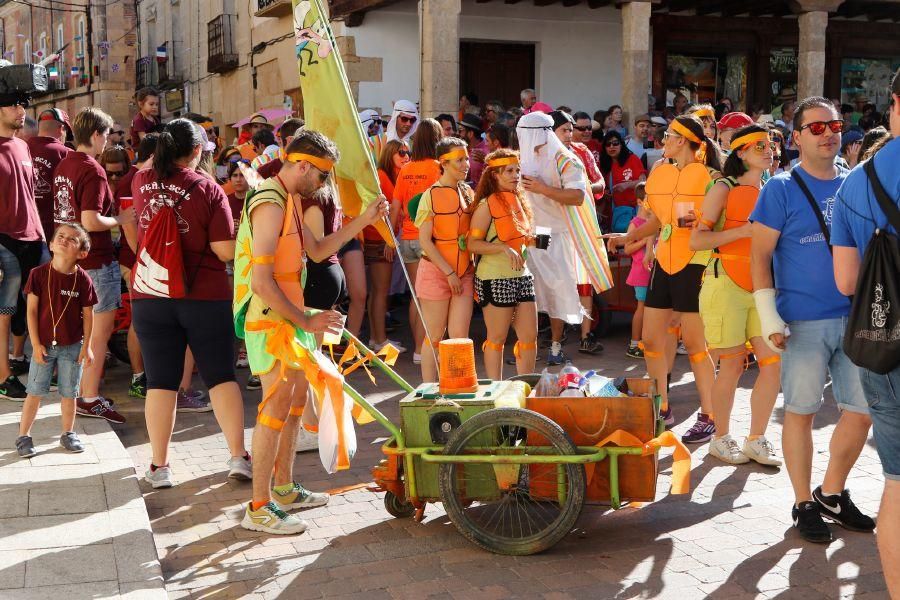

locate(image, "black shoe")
[[792, 501, 833, 543], [9, 357, 29, 377], [578, 334, 604, 355], [813, 486, 876, 532], [246, 375, 261, 391], [0, 375, 27, 400]]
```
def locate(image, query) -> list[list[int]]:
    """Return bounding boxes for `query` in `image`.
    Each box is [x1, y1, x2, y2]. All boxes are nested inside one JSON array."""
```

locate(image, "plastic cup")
[[119, 197, 133, 210], [322, 314, 346, 347], [675, 202, 694, 228], [535, 226, 551, 250]]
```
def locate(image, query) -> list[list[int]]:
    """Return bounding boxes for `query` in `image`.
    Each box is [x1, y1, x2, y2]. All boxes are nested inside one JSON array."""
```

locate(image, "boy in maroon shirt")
[[28, 109, 72, 244], [15, 224, 97, 458], [53, 107, 134, 422]]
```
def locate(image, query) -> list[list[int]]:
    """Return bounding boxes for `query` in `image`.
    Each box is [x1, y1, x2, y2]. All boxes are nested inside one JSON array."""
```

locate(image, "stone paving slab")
[[0, 387, 165, 599], [104, 315, 889, 599]]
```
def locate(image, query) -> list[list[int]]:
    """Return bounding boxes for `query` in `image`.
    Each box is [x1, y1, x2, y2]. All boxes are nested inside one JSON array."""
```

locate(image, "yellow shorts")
[[698, 268, 761, 349]]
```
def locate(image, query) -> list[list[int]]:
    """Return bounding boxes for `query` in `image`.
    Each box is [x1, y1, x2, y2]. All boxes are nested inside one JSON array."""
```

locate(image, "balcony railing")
[[207, 14, 239, 74], [136, 56, 152, 89], [254, 0, 291, 18]]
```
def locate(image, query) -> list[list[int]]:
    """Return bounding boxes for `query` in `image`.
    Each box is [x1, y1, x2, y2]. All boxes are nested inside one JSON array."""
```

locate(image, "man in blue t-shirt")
[[749, 96, 874, 544], [831, 68, 900, 598]]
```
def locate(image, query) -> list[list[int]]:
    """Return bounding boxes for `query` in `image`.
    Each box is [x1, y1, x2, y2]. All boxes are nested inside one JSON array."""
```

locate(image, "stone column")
[[621, 1, 654, 136], [420, 0, 460, 116], [795, 0, 844, 100]]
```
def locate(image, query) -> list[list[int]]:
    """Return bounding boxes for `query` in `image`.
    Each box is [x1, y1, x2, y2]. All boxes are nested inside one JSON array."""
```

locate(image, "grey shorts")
[[398, 239, 423, 264], [85, 261, 122, 314]]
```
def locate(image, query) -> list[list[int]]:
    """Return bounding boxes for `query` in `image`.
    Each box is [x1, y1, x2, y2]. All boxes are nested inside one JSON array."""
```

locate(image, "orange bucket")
[[438, 338, 478, 395]]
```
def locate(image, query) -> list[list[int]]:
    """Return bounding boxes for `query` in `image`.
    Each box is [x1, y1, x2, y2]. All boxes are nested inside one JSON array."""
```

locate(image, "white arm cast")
[[753, 288, 788, 353]]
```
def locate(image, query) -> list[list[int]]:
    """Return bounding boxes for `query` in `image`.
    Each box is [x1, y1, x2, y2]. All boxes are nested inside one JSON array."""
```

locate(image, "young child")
[[15, 224, 97, 458], [624, 182, 653, 359]]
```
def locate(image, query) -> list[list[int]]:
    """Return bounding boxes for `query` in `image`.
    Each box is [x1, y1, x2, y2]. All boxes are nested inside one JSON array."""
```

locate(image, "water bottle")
[[557, 362, 582, 395], [534, 368, 556, 397]]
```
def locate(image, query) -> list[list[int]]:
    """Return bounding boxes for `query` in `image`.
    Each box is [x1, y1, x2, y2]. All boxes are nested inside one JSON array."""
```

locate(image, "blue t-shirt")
[[749, 165, 851, 322], [831, 138, 900, 260]]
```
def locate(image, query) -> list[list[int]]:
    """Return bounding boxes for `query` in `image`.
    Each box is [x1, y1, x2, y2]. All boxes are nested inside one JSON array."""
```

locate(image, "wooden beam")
[[665, 0, 696, 13], [504, 0, 524, 4], [695, 0, 730, 15], [562, 0, 582, 5], [346, 10, 366, 26], [534, 0, 558, 6], [587, 0, 612, 7], [329, 0, 399, 19]]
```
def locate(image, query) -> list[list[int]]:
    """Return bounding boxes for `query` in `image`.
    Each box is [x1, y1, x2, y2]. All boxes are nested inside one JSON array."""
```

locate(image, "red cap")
[[528, 102, 554, 114], [38, 108, 72, 133], [717, 112, 754, 131]]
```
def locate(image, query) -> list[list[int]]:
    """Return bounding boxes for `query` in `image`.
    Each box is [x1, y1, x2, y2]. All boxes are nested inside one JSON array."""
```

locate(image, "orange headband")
[[440, 148, 469, 162], [284, 152, 334, 172], [693, 108, 714, 120], [487, 156, 519, 168], [669, 120, 703, 144], [730, 131, 770, 152]]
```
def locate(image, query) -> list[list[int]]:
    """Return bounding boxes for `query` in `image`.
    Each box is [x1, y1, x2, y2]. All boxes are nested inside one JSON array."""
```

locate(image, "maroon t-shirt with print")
[[130, 112, 160, 150], [131, 167, 235, 301], [53, 152, 116, 270], [27, 136, 71, 242], [0, 136, 42, 241], [24, 263, 98, 347]]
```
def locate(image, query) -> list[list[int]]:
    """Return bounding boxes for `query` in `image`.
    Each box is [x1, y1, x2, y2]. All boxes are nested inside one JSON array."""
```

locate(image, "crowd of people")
[[1, 64, 898, 594]]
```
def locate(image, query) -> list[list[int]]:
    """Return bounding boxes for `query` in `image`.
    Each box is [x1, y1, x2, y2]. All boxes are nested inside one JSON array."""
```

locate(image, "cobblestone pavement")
[[104, 314, 889, 600]]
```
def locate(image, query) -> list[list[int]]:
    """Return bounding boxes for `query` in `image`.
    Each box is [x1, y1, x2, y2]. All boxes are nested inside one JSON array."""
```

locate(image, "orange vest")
[[646, 162, 712, 275], [712, 182, 757, 293], [487, 191, 531, 251], [431, 185, 472, 277], [274, 191, 306, 308]]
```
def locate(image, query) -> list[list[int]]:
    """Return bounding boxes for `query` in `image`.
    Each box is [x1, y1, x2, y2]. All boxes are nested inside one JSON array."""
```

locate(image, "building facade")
[[0, 0, 138, 129]]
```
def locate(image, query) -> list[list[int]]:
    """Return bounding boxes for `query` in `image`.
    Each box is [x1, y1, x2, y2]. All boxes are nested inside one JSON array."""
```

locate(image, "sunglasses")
[[605, 141, 621, 147], [398, 149, 411, 157], [749, 141, 777, 153], [111, 130, 125, 136], [799, 119, 843, 135], [105, 169, 125, 178], [398, 116, 417, 124], [226, 155, 245, 163], [310, 164, 330, 184], [662, 131, 680, 142], [574, 125, 592, 132]]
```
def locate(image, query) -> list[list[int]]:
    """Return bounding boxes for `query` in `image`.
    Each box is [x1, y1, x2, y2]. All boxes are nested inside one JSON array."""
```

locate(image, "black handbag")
[[842, 160, 900, 374]]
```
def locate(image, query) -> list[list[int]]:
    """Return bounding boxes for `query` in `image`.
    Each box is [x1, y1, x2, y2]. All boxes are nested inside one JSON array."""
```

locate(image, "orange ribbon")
[[589, 429, 691, 496]]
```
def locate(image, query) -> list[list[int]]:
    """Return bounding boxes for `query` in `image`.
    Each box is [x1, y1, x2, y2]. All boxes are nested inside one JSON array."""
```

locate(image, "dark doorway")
[[460, 41, 536, 110]]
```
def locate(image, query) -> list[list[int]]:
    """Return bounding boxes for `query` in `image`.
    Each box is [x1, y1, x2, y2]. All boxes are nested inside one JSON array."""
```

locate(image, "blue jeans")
[[781, 317, 868, 415], [85, 261, 121, 313], [26, 341, 84, 398], [861, 367, 900, 480], [0, 243, 20, 313]]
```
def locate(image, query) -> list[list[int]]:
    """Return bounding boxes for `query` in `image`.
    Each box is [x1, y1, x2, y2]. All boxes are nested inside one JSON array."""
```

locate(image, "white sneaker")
[[412, 352, 422, 365], [145, 465, 175, 488], [295, 428, 319, 453], [241, 501, 308, 534], [743, 436, 782, 466], [676, 342, 688, 355], [235, 348, 249, 369], [227, 454, 253, 480], [369, 338, 407, 354], [708, 435, 750, 464]]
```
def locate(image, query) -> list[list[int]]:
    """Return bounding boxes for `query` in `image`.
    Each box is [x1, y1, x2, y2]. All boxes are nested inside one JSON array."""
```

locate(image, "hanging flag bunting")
[[48, 66, 58, 79], [111, 63, 120, 73], [156, 44, 167, 62], [290, 0, 393, 246], [70, 65, 80, 77]]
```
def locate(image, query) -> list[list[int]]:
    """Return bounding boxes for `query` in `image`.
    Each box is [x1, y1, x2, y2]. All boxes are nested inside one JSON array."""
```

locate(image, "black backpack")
[[842, 159, 900, 374]]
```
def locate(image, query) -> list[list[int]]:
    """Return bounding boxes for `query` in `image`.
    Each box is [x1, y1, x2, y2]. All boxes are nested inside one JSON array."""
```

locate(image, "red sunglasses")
[[799, 120, 843, 135]]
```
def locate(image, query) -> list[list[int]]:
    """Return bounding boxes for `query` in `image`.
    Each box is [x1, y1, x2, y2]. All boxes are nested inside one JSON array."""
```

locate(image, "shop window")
[[769, 48, 798, 109], [840, 58, 900, 114]]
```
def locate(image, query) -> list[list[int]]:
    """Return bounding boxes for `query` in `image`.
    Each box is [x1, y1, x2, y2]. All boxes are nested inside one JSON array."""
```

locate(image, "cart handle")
[[417, 445, 646, 465]]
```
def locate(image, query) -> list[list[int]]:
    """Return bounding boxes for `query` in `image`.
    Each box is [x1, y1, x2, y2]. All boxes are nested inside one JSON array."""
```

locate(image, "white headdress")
[[386, 99, 419, 142]]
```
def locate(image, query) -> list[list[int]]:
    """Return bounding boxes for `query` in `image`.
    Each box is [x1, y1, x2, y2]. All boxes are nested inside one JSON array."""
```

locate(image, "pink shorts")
[[415, 258, 474, 301]]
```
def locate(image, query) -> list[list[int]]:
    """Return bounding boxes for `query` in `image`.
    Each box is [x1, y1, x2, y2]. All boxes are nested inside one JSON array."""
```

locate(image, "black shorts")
[[363, 240, 389, 265], [337, 238, 362, 259], [475, 275, 536, 308], [645, 262, 705, 313], [131, 299, 236, 392], [304, 260, 347, 310], [0, 235, 47, 336]]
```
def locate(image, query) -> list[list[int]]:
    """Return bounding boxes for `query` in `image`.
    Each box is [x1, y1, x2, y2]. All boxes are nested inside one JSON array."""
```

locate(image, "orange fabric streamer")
[[590, 429, 692, 496]]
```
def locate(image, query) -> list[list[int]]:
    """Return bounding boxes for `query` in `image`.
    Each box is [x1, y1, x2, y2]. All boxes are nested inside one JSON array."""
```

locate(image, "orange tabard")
[[486, 191, 531, 251], [431, 185, 472, 277], [645, 162, 712, 275], [713, 184, 758, 292], [273, 192, 306, 307]]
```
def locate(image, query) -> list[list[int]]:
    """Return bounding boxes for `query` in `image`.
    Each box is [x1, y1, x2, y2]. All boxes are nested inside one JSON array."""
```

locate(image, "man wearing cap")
[[626, 114, 652, 160], [0, 88, 45, 400], [238, 113, 274, 160], [28, 109, 72, 246], [717, 112, 755, 152], [458, 113, 489, 186]]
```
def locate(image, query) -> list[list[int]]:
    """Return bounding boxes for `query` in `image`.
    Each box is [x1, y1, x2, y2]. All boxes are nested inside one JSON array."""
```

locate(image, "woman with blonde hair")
[[468, 149, 537, 379], [414, 137, 475, 382]]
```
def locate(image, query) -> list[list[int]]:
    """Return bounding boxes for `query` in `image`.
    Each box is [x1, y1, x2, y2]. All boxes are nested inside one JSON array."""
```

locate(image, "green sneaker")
[[241, 501, 308, 535], [271, 482, 330, 511], [129, 373, 147, 398]]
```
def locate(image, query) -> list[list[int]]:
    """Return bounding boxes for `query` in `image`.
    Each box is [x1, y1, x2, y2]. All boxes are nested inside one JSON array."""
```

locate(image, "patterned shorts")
[[475, 275, 536, 308]]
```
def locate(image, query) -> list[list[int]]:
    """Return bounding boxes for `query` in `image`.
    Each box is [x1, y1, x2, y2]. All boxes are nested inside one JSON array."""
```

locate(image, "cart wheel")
[[438, 407, 586, 556], [384, 491, 416, 519]]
